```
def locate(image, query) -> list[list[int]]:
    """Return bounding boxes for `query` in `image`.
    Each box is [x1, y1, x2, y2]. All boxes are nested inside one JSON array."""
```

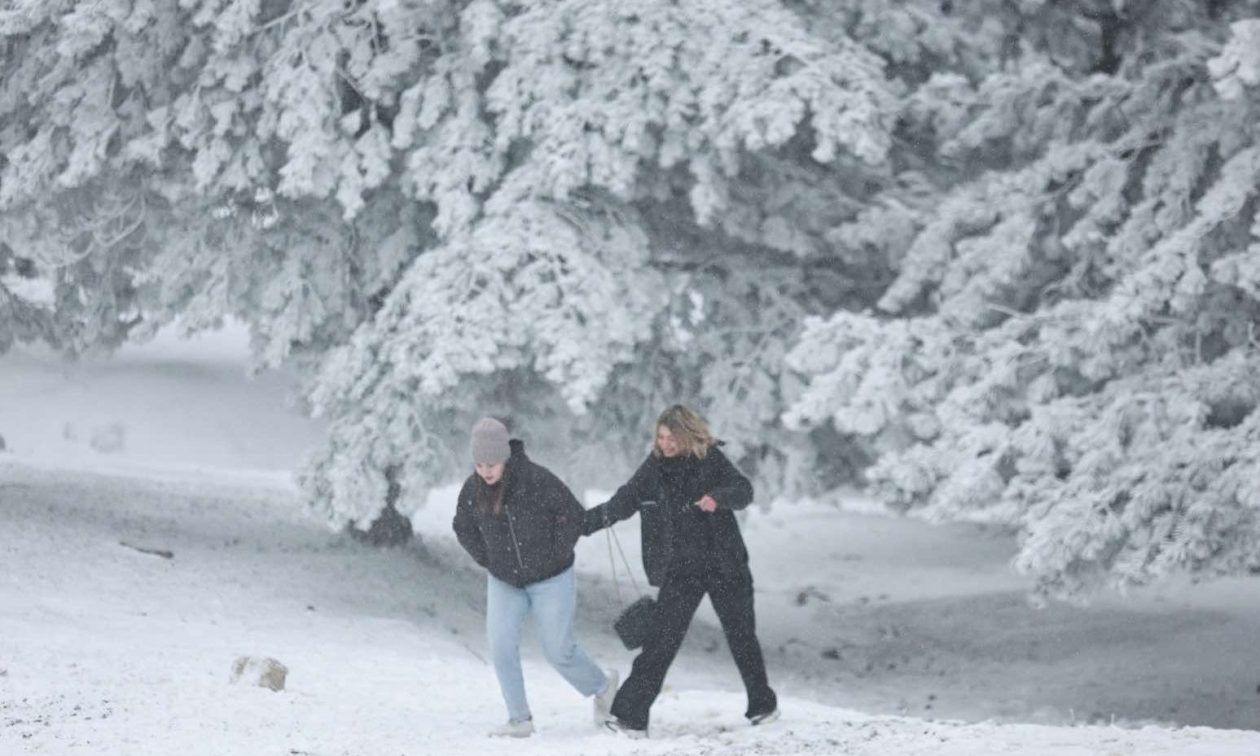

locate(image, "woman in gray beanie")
[[452, 417, 616, 738]]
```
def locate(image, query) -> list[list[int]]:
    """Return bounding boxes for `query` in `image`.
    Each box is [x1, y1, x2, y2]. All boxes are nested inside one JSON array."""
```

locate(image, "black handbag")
[[613, 595, 658, 650], [606, 519, 656, 650]]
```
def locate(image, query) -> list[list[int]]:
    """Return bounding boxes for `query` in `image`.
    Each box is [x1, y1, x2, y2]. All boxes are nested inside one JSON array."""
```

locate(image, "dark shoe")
[[602, 717, 647, 739], [749, 707, 780, 726]]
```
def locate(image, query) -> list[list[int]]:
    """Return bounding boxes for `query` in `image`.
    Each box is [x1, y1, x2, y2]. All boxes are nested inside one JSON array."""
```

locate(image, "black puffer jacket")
[[452, 440, 584, 588], [582, 443, 753, 586]]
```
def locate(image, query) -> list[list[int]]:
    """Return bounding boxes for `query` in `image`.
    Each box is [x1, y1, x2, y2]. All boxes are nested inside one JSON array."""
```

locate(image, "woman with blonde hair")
[[583, 405, 778, 738]]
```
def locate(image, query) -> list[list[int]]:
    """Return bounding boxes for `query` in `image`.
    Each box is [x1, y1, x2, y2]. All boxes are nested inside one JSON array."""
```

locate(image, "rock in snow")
[[230, 656, 288, 692]]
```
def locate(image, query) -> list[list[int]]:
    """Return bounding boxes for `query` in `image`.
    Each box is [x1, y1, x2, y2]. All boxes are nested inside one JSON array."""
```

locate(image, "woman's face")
[[476, 462, 505, 485], [656, 425, 681, 458]]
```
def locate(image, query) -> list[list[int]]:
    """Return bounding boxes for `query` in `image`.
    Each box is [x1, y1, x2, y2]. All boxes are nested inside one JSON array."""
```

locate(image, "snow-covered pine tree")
[[2, 0, 450, 369], [1, 1, 901, 528], [8, 0, 1257, 598], [299, 0, 902, 524], [787, 1, 1260, 597]]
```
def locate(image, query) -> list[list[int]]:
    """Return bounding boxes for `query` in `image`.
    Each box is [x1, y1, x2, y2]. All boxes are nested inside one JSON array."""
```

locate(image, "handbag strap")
[[604, 524, 642, 606]]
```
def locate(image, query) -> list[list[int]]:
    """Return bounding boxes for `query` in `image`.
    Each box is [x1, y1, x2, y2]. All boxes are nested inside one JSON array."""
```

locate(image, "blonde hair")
[[653, 404, 715, 458]]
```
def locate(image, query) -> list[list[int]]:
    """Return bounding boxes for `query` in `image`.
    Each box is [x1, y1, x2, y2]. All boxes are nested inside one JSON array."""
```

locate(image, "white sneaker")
[[488, 718, 534, 738], [593, 669, 619, 725]]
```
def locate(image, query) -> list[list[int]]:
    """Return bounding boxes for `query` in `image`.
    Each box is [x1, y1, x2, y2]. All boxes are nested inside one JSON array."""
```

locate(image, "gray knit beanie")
[[470, 417, 511, 465]]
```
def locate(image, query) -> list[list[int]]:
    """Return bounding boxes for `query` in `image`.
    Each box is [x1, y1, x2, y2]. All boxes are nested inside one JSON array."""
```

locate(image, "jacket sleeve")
[[452, 477, 489, 568], [705, 445, 753, 511], [538, 466, 584, 553], [581, 456, 654, 536]]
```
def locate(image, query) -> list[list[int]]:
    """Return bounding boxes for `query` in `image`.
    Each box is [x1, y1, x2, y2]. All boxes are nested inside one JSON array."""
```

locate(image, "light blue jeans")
[[486, 566, 607, 721]]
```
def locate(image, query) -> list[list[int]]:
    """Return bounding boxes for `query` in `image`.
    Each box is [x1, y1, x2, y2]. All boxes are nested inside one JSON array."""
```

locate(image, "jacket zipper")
[[505, 505, 526, 572]]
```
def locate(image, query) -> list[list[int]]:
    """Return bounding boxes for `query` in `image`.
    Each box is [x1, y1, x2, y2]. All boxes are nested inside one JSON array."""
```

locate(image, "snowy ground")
[[2, 327, 1260, 755]]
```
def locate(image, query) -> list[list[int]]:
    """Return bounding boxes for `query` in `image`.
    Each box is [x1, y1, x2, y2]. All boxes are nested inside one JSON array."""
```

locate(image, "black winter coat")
[[452, 440, 585, 588], [582, 443, 753, 586]]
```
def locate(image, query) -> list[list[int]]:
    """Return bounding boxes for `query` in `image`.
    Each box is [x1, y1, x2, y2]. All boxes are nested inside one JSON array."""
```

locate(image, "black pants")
[[610, 561, 776, 730]]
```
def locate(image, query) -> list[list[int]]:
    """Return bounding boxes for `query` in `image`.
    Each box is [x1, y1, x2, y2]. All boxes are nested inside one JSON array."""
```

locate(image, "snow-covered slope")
[[0, 327, 322, 481], [3, 329, 1260, 754], [3, 465, 1258, 756]]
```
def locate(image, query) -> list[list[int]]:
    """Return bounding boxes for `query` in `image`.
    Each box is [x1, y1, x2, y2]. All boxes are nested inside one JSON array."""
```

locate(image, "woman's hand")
[[695, 494, 718, 513]]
